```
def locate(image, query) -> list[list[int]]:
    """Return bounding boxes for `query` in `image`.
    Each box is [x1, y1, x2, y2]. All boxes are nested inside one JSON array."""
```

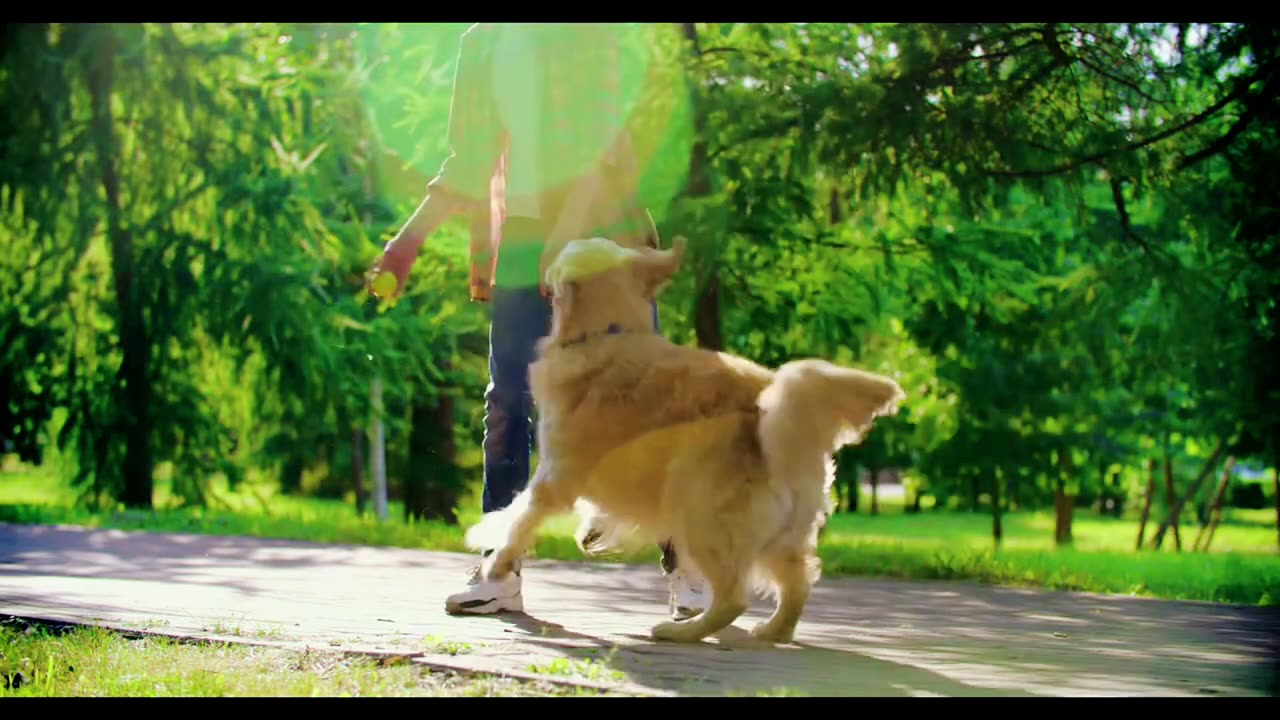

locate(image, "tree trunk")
[[1163, 451, 1183, 552], [680, 24, 709, 200], [833, 455, 858, 513], [281, 456, 303, 495], [1054, 452, 1075, 547], [848, 465, 859, 513], [870, 467, 880, 516], [968, 474, 979, 513], [991, 470, 1003, 546], [1136, 458, 1157, 550], [1053, 487, 1074, 547], [404, 379, 460, 525], [87, 25, 152, 509], [369, 378, 388, 520], [351, 427, 366, 515], [1195, 456, 1236, 552], [352, 144, 374, 517], [317, 438, 346, 499], [679, 22, 723, 352], [1150, 437, 1227, 550], [1274, 467, 1279, 552], [693, 275, 725, 351]]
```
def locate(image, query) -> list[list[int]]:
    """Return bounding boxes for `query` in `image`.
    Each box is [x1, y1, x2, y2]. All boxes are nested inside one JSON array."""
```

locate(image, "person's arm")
[[371, 24, 506, 296], [385, 190, 459, 255]]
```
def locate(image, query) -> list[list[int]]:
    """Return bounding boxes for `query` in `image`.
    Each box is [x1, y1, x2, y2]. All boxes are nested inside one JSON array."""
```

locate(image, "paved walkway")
[[1, 522, 1277, 696]]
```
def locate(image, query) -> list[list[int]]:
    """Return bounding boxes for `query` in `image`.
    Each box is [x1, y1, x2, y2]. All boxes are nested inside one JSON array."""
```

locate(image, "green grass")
[[813, 507, 1280, 606], [422, 634, 473, 656], [2, 463, 1278, 607], [528, 652, 626, 684], [823, 504, 1279, 554], [0, 620, 620, 697]]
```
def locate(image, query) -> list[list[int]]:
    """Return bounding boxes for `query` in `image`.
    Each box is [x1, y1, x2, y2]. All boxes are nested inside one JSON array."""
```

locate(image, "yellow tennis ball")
[[371, 272, 398, 298]]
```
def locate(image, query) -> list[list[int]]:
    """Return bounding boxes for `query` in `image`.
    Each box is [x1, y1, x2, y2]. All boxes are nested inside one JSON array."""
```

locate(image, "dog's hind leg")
[[748, 546, 816, 644], [649, 542, 748, 643]]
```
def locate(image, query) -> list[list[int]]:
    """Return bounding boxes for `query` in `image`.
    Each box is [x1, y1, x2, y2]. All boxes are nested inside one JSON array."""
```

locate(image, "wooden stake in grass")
[[1150, 437, 1226, 551], [1136, 459, 1157, 550], [1193, 456, 1235, 552]]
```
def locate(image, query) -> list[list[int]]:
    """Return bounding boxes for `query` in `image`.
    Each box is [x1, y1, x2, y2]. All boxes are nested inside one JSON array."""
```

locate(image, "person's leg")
[[481, 289, 546, 515], [446, 283, 552, 615]]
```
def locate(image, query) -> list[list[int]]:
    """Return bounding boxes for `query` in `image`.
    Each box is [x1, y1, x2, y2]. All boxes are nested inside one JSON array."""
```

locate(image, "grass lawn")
[[0, 620, 620, 697], [2, 462, 1278, 607]]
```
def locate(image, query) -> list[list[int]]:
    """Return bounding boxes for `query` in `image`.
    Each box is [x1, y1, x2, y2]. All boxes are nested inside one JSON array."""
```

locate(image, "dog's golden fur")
[[467, 236, 905, 644]]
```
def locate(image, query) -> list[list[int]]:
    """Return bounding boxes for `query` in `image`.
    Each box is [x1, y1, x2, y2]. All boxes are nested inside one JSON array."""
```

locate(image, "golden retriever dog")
[[466, 236, 904, 644]]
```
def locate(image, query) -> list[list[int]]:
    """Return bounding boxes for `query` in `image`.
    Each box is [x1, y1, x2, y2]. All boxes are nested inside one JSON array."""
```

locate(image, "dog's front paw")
[[749, 621, 795, 645], [650, 620, 706, 644]]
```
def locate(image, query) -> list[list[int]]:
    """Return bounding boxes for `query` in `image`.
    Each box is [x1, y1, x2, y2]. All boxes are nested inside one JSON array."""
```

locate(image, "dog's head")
[[542, 236, 686, 345]]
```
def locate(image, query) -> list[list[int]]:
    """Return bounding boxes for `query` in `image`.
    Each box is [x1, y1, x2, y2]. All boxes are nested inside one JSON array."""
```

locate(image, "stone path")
[[1, 523, 1277, 696]]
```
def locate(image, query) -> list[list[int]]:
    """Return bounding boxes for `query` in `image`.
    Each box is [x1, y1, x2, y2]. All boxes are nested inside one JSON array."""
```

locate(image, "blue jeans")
[[481, 285, 677, 570], [481, 285, 552, 514]]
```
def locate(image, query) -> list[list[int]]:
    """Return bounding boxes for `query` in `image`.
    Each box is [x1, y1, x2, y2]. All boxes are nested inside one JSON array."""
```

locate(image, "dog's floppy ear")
[[634, 235, 686, 295]]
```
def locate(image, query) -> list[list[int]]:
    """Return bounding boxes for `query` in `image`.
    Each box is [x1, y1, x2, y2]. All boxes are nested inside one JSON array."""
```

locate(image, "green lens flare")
[[355, 23, 692, 224]]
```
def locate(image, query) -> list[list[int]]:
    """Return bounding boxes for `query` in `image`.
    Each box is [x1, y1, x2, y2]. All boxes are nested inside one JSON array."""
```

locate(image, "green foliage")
[[2, 23, 483, 511], [2, 23, 1278, 553], [665, 22, 1280, 517]]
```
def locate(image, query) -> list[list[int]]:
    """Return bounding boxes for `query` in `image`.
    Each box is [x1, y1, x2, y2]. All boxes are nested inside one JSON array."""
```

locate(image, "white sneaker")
[[444, 553, 524, 615], [668, 567, 710, 621]]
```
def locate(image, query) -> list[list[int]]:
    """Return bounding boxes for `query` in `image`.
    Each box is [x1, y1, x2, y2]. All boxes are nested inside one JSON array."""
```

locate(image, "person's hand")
[[368, 233, 424, 299], [368, 189, 469, 299]]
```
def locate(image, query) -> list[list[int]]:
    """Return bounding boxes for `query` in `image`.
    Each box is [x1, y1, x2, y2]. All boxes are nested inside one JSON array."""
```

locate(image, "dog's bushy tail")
[[757, 359, 904, 560], [759, 358, 905, 455]]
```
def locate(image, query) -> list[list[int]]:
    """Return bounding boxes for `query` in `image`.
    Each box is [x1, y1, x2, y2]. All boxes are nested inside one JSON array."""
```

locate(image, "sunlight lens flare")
[[356, 23, 692, 225]]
